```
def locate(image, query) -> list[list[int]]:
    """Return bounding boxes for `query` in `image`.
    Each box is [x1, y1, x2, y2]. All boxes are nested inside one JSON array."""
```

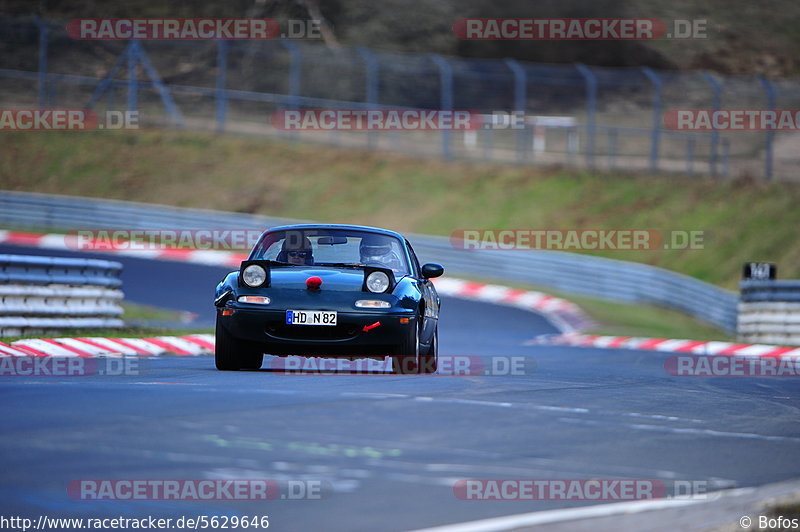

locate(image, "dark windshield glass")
[[250, 228, 410, 275]]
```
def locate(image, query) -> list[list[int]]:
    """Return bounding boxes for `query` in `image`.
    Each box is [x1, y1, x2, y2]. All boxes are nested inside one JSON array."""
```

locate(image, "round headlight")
[[366, 271, 390, 293], [242, 264, 267, 287]]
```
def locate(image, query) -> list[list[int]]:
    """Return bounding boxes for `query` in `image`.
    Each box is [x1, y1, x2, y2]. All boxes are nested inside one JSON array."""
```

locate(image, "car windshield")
[[250, 228, 410, 275]]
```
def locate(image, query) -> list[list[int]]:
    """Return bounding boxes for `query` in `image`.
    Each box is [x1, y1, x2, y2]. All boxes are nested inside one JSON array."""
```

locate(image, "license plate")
[[285, 310, 337, 326]]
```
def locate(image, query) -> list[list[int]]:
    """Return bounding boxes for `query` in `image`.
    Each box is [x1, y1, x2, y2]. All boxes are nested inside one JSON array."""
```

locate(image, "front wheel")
[[419, 327, 438, 374], [392, 318, 420, 374], [240, 350, 264, 370], [215, 317, 263, 371]]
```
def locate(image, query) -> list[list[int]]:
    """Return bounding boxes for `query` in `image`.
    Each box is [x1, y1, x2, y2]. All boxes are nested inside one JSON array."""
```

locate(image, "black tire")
[[419, 327, 438, 374], [392, 316, 420, 374], [215, 317, 263, 371], [240, 350, 264, 370]]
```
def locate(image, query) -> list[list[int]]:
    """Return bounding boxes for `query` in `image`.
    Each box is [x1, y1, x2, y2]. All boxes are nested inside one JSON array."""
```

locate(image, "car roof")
[[264, 224, 406, 241]]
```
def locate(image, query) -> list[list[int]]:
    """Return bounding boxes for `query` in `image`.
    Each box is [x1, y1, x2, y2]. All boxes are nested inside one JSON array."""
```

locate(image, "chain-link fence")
[[1, 16, 797, 180]]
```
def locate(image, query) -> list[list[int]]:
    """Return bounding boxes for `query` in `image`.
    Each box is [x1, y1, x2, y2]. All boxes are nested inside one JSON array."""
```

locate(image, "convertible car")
[[214, 224, 443, 374]]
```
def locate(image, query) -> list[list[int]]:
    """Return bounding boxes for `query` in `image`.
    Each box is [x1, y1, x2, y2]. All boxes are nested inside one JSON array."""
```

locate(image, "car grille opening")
[[266, 323, 360, 341]]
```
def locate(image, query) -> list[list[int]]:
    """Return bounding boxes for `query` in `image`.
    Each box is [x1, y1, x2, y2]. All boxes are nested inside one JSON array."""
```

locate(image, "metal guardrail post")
[[483, 124, 493, 159], [106, 79, 115, 109], [127, 40, 138, 114], [504, 58, 527, 162], [47, 75, 62, 107], [701, 71, 721, 177], [722, 138, 730, 177], [608, 128, 618, 169], [430, 54, 454, 160], [758, 76, 776, 180], [85, 40, 183, 125], [575, 64, 597, 169], [34, 16, 48, 109], [357, 46, 379, 149], [641, 67, 663, 173], [86, 48, 128, 109], [215, 40, 229, 133], [282, 40, 302, 110], [280, 40, 302, 141]]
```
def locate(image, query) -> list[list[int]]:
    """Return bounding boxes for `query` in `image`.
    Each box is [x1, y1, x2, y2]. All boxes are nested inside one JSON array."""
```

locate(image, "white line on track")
[[409, 496, 707, 532], [558, 417, 800, 443]]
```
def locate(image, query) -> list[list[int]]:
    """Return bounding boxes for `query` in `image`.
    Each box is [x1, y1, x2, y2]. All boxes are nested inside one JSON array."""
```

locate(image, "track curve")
[[1, 244, 799, 531]]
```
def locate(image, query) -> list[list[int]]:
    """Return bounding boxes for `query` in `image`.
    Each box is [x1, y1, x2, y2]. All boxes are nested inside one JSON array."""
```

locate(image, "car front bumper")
[[218, 307, 416, 357]]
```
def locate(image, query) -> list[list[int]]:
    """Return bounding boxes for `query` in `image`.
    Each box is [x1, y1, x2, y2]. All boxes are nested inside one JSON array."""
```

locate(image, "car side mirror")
[[421, 263, 444, 279]]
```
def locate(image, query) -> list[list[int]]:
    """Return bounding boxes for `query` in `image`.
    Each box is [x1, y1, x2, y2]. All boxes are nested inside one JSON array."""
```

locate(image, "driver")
[[359, 236, 403, 272], [277, 235, 314, 265]]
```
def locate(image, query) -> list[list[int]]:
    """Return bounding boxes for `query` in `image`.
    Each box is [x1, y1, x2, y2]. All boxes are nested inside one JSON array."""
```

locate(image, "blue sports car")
[[214, 224, 443, 374]]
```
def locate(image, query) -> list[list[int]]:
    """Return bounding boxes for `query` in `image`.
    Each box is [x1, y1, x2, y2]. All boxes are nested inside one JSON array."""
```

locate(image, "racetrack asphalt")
[[1, 244, 799, 531]]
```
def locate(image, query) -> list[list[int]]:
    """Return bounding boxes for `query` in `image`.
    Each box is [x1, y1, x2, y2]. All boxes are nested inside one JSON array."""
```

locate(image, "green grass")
[[577, 298, 734, 341], [120, 301, 192, 323]]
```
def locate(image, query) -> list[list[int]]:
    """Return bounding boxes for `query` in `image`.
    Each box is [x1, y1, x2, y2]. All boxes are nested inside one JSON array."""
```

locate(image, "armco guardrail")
[[412, 238, 737, 332], [0, 190, 737, 332], [738, 280, 800, 345], [0, 253, 125, 336]]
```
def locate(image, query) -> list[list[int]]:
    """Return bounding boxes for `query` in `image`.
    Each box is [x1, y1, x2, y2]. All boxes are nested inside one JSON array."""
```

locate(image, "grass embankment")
[[1, 130, 796, 340], [121, 301, 190, 323]]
